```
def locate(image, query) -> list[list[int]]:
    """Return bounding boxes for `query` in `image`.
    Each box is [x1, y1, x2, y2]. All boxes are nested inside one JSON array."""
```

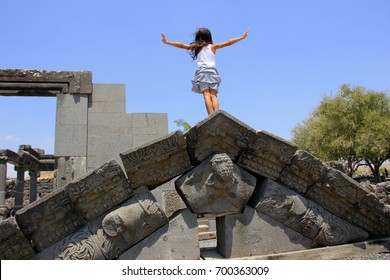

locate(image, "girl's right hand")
[[161, 33, 167, 44], [243, 29, 250, 39]]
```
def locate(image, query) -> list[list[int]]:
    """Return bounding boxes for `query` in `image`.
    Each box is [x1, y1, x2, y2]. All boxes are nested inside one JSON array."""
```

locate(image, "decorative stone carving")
[[0, 217, 35, 260], [307, 169, 390, 237], [0, 69, 92, 96], [250, 178, 369, 245], [237, 130, 298, 180], [278, 150, 329, 194], [175, 153, 256, 217], [120, 131, 192, 189], [65, 159, 132, 221], [15, 187, 85, 251], [185, 110, 258, 164], [96, 187, 168, 259]]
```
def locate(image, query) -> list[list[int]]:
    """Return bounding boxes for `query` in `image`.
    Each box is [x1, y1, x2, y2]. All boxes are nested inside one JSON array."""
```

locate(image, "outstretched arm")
[[161, 33, 191, 49], [212, 29, 250, 52]]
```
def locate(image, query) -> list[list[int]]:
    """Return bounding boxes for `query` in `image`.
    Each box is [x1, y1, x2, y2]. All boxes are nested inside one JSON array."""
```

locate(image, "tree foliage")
[[292, 85, 390, 181], [174, 119, 191, 132]]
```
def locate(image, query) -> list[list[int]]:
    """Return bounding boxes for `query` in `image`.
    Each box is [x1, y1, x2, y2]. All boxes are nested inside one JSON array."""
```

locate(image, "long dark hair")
[[189, 28, 213, 60]]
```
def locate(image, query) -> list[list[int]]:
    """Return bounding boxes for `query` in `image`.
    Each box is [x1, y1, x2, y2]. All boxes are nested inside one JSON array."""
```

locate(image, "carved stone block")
[[118, 209, 199, 260], [65, 159, 132, 221], [161, 190, 187, 218], [237, 130, 297, 180], [120, 131, 192, 189], [250, 178, 368, 246], [175, 153, 256, 217], [15, 187, 85, 251], [185, 110, 258, 164], [278, 150, 329, 194], [97, 187, 169, 259], [216, 206, 313, 258], [33, 187, 168, 259], [0, 217, 35, 260]]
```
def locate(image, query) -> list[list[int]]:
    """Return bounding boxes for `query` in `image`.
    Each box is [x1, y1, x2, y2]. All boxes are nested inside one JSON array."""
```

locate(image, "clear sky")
[[1, 0, 389, 167]]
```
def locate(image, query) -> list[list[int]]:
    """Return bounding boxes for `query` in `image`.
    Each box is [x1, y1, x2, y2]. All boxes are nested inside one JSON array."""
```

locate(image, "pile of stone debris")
[[363, 181, 390, 205]]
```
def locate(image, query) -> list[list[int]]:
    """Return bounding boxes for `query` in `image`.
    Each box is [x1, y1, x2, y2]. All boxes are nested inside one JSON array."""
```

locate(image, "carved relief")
[[15, 187, 85, 251], [176, 153, 256, 217], [0, 217, 35, 260], [278, 150, 329, 194], [237, 130, 297, 180], [120, 131, 192, 189], [185, 111, 258, 164], [65, 159, 133, 221], [96, 187, 168, 259], [251, 179, 369, 246]]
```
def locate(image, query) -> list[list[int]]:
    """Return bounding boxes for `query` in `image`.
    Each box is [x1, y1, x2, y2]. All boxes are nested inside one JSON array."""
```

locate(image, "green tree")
[[292, 85, 390, 181], [174, 119, 191, 132]]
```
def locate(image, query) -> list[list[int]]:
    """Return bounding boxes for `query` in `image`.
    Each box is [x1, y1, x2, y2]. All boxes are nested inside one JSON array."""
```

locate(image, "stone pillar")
[[13, 166, 25, 214], [29, 171, 38, 203], [0, 158, 8, 221]]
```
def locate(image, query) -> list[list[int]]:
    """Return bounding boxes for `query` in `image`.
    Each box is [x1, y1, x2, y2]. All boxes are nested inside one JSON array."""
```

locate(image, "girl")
[[161, 28, 249, 115]]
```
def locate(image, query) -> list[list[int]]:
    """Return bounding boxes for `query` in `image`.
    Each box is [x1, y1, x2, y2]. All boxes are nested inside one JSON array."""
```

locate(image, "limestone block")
[[278, 150, 329, 194], [33, 187, 168, 259], [250, 178, 369, 246], [216, 206, 313, 258], [175, 153, 256, 217], [237, 130, 298, 180], [15, 187, 85, 251], [97, 187, 169, 259], [118, 209, 199, 260], [185, 110, 257, 164], [65, 159, 132, 221], [0, 217, 35, 260], [120, 131, 192, 189]]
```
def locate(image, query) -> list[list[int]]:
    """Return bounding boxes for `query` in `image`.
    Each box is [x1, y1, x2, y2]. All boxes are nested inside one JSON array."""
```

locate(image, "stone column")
[[0, 158, 8, 221], [29, 171, 38, 203], [13, 165, 25, 214]]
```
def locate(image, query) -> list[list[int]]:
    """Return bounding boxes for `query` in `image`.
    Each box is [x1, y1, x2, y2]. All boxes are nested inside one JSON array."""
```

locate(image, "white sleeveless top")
[[197, 45, 216, 67]]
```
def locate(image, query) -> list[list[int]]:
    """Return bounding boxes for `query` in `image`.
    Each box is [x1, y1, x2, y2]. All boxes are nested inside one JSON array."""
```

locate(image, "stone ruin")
[[1, 110, 390, 260], [1, 69, 390, 260]]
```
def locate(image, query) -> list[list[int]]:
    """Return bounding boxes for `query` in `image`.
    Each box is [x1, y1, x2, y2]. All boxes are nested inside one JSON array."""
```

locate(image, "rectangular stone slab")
[[120, 131, 192, 189], [237, 130, 298, 180], [65, 159, 133, 221], [15, 187, 85, 251]]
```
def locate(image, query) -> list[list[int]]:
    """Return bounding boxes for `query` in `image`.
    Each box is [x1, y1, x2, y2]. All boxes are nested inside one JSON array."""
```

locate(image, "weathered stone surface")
[[120, 131, 192, 189], [175, 153, 256, 217], [161, 190, 187, 218], [250, 178, 369, 245], [0, 69, 92, 96], [118, 209, 199, 260], [307, 168, 390, 236], [186, 110, 257, 164], [237, 130, 298, 180], [0, 217, 35, 260], [32, 223, 106, 260], [278, 150, 329, 194], [15, 187, 85, 251], [97, 187, 168, 259], [65, 159, 132, 221], [216, 206, 313, 258], [33, 187, 168, 259]]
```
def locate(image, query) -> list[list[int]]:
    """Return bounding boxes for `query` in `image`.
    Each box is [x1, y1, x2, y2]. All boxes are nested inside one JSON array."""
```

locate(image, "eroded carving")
[[251, 179, 369, 245], [65, 159, 132, 221], [176, 153, 256, 217]]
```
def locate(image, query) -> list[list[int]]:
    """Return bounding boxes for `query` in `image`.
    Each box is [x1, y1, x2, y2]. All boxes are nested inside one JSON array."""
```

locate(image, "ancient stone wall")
[[1, 111, 389, 260]]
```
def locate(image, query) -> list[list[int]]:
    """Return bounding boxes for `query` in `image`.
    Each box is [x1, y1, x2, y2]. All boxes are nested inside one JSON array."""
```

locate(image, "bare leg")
[[203, 89, 219, 115]]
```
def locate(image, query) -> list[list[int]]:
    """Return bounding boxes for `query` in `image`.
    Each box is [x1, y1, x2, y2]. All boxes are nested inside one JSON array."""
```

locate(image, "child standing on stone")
[[161, 28, 249, 115]]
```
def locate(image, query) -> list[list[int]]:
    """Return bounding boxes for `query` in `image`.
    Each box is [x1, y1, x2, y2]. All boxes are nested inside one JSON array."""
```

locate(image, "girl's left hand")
[[161, 33, 167, 44]]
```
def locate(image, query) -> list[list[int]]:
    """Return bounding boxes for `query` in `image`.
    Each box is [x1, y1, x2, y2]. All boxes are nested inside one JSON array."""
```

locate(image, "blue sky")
[[1, 0, 389, 168]]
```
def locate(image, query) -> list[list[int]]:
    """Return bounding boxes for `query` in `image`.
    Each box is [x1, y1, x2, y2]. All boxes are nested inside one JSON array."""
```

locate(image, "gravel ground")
[[341, 252, 390, 260]]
